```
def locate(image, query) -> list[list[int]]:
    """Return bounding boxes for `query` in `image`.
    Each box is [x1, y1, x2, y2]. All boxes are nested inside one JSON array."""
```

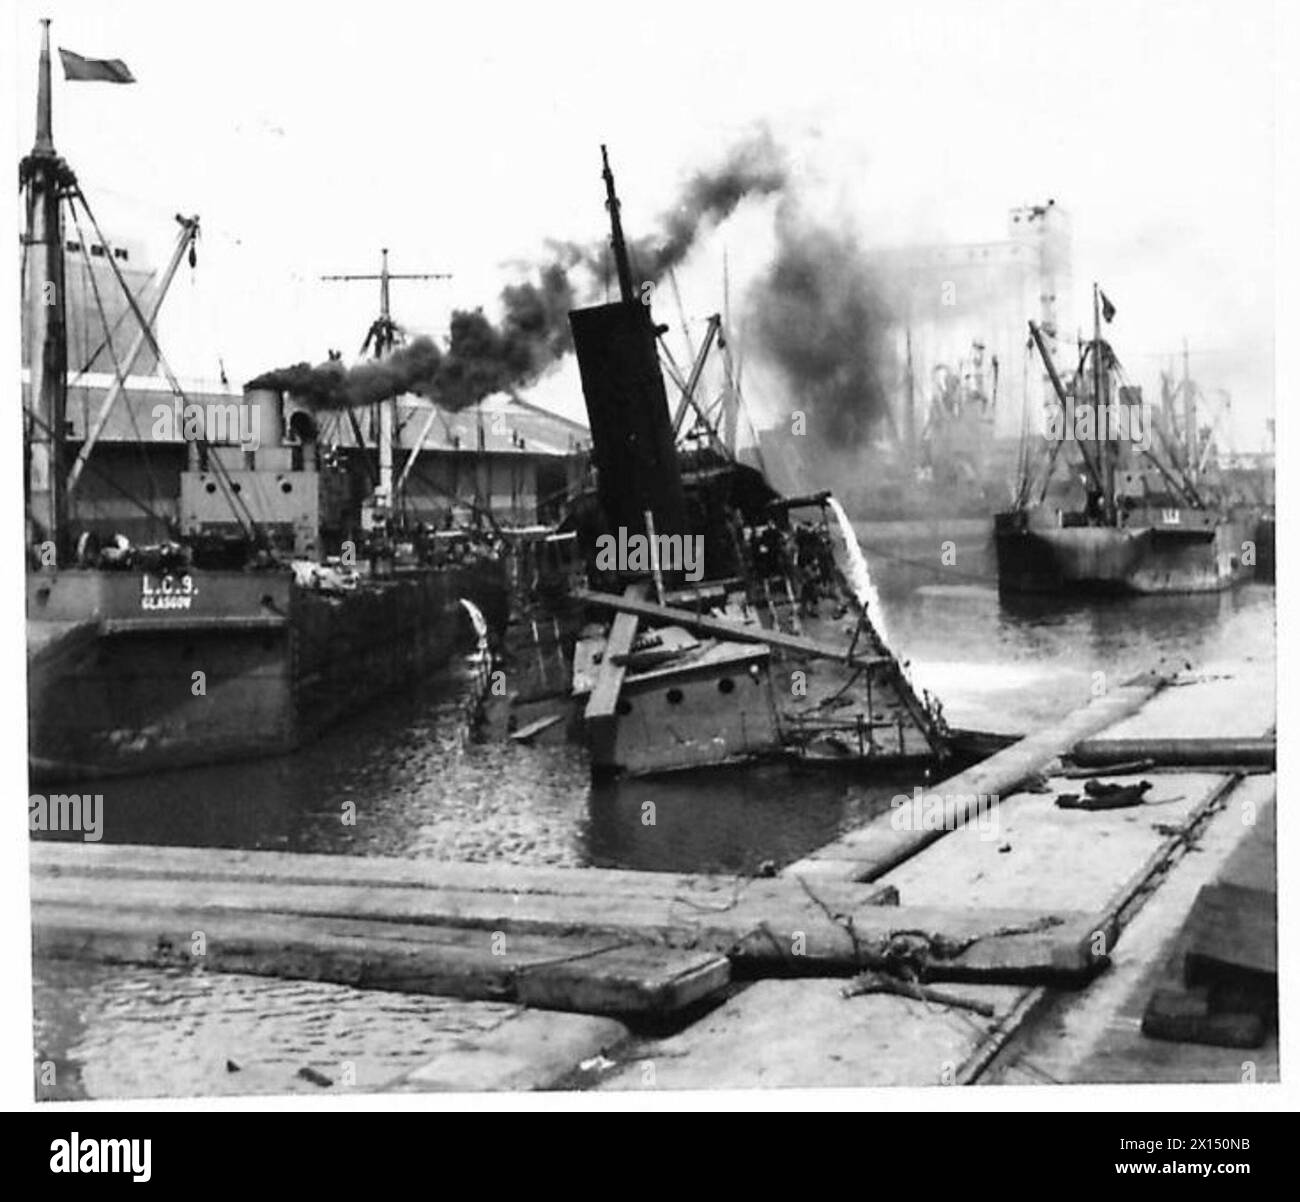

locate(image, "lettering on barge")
[[140, 573, 197, 611]]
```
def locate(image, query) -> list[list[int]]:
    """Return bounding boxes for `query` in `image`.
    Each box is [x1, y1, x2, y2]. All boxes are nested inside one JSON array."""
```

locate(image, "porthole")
[[616, 699, 632, 716], [280, 481, 293, 494], [205, 482, 217, 494], [666, 688, 684, 705], [717, 677, 736, 694]]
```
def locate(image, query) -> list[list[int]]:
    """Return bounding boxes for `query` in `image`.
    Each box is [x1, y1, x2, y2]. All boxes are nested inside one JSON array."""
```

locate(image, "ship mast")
[[321, 249, 450, 509], [601, 145, 636, 305], [1091, 282, 1115, 522], [21, 20, 74, 562], [1182, 338, 1198, 488]]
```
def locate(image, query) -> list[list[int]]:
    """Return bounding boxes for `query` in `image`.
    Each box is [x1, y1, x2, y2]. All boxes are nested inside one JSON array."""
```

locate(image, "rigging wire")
[[73, 267, 157, 379], [67, 198, 162, 510], [26, 407, 170, 531], [70, 187, 262, 544]]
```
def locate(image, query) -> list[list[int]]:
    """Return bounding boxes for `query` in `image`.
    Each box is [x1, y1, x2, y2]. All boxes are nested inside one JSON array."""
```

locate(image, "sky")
[[6, 0, 1281, 447]]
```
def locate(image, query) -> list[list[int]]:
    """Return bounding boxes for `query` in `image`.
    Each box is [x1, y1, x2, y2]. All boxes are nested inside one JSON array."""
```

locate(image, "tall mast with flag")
[[21, 20, 71, 560], [21, 20, 136, 564]]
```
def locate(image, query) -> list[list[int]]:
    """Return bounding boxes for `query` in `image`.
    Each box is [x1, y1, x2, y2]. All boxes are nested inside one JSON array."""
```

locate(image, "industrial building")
[[34, 372, 589, 545], [869, 200, 1074, 442]]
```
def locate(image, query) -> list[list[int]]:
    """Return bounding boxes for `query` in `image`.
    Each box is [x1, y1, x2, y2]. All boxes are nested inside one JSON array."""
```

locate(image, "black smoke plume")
[[625, 127, 788, 281], [247, 130, 787, 411], [246, 336, 443, 408], [746, 201, 898, 444]]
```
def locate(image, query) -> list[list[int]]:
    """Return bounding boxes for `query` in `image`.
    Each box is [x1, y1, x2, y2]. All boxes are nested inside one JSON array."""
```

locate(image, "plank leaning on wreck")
[[583, 582, 644, 722], [574, 587, 889, 668]]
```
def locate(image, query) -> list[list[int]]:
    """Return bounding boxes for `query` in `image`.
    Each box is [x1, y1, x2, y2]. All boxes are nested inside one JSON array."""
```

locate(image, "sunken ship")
[[510, 147, 948, 777]]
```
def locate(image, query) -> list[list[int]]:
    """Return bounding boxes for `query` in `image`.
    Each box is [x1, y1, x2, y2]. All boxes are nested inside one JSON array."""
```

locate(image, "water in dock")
[[30, 520, 1275, 874]]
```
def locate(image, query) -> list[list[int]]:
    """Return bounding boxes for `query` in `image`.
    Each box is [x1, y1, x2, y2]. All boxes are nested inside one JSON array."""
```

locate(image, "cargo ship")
[[994, 288, 1253, 595], [506, 148, 948, 778], [22, 21, 506, 782]]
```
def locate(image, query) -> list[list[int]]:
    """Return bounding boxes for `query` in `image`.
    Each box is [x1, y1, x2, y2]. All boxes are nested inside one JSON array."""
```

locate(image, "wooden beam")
[[1072, 736, 1275, 769], [574, 588, 886, 668], [32, 903, 731, 1017], [509, 713, 564, 743], [29, 844, 1101, 981], [386, 1010, 628, 1092], [583, 583, 645, 723]]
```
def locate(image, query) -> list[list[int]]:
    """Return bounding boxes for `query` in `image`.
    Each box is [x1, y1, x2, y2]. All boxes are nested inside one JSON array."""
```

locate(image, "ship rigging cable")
[[72, 267, 154, 379], [68, 187, 263, 545], [66, 199, 162, 511], [25, 407, 169, 530]]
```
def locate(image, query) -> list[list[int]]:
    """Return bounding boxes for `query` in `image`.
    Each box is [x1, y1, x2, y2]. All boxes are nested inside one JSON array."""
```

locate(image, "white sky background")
[[8, 0, 1278, 446]]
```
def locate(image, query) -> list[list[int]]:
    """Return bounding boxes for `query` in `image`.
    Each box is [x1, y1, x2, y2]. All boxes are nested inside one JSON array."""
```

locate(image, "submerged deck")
[[31, 659, 1275, 1093]]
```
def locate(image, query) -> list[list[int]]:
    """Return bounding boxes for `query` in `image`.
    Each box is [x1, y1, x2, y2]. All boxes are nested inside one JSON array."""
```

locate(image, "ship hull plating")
[[994, 509, 1253, 595], [27, 563, 507, 782]]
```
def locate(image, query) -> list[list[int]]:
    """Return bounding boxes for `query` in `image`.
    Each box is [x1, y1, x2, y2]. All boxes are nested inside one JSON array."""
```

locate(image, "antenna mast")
[[320, 249, 451, 509], [321, 247, 451, 357]]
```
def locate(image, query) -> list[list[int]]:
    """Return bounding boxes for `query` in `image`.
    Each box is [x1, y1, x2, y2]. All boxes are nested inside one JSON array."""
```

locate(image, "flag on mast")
[[1099, 289, 1117, 323], [58, 48, 135, 83]]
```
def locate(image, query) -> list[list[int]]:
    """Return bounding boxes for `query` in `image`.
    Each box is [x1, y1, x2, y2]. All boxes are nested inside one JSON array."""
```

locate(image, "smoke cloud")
[[246, 129, 788, 412], [746, 201, 899, 445], [626, 128, 788, 281], [245, 126, 900, 455], [246, 336, 443, 408]]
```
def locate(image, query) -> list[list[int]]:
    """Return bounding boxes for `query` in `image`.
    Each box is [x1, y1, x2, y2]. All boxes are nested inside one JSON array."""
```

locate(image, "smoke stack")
[[570, 148, 687, 544], [570, 300, 688, 542], [245, 386, 283, 448]]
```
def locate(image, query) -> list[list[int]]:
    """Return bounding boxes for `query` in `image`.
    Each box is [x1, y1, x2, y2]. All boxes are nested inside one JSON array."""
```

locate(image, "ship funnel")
[[244, 386, 284, 448], [568, 148, 688, 547]]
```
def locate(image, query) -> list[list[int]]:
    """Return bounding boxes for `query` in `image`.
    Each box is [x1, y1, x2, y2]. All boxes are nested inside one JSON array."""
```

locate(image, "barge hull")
[[27, 562, 506, 783]]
